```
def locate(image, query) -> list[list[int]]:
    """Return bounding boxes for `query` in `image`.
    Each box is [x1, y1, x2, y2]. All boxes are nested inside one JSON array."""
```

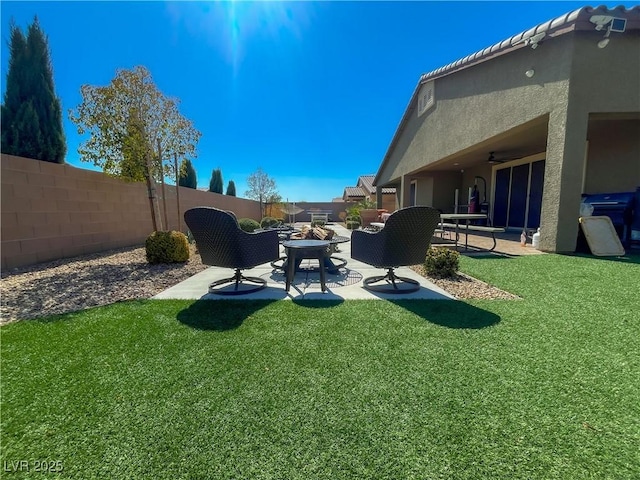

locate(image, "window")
[[409, 180, 417, 206], [418, 81, 435, 117]]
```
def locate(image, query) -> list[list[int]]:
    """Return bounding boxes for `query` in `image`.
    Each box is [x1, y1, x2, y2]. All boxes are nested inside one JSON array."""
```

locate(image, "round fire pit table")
[[273, 235, 350, 274]]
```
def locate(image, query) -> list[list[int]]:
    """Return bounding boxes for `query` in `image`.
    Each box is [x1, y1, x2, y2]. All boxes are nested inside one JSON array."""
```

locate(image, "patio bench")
[[310, 212, 330, 224]]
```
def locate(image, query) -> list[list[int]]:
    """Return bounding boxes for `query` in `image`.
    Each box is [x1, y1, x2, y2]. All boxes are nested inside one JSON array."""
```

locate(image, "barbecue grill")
[[581, 191, 636, 247], [632, 187, 640, 248]]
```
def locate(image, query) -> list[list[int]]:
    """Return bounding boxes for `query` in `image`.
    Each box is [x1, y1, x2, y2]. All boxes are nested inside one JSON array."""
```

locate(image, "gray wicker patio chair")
[[184, 207, 280, 295], [351, 206, 441, 293]]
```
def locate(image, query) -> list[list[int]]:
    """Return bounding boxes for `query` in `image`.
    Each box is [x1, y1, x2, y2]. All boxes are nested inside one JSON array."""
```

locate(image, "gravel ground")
[[0, 246, 208, 325], [1, 246, 517, 325], [409, 265, 520, 301]]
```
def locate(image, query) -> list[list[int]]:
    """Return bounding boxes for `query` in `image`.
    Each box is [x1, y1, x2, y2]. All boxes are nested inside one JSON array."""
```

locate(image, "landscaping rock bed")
[[0, 245, 208, 325], [409, 265, 520, 301], [1, 246, 517, 324]]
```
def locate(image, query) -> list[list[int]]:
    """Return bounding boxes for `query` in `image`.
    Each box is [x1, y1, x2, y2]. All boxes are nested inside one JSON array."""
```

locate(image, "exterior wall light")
[[590, 15, 626, 49], [525, 69, 535, 78], [511, 32, 546, 50]]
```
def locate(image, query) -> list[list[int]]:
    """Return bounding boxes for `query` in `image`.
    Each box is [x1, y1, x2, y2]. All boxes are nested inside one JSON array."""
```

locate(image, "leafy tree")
[[225, 180, 236, 196], [119, 113, 147, 181], [1, 17, 66, 162], [69, 65, 201, 231], [209, 168, 223, 194], [266, 193, 283, 204], [178, 158, 197, 189], [245, 168, 279, 216]]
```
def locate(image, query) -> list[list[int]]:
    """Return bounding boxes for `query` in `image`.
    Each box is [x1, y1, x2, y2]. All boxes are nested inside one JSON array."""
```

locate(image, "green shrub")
[[424, 247, 459, 278], [260, 216, 280, 228], [145, 231, 190, 264], [358, 199, 377, 209], [346, 199, 377, 219], [238, 218, 260, 232], [346, 216, 361, 230], [346, 205, 361, 218]]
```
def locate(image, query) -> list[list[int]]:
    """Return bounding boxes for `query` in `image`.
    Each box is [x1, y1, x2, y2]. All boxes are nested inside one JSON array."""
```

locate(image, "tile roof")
[[419, 5, 640, 84], [344, 186, 366, 198], [358, 175, 397, 195], [358, 175, 376, 194], [343, 175, 398, 199]]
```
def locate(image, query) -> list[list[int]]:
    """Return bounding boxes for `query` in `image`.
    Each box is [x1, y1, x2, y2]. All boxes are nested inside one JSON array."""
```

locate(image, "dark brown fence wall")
[[285, 202, 351, 224], [1, 154, 261, 270]]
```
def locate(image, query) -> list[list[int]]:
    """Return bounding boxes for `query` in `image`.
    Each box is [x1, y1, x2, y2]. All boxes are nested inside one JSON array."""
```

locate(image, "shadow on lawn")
[[176, 300, 278, 331], [389, 300, 501, 329], [292, 299, 345, 308]]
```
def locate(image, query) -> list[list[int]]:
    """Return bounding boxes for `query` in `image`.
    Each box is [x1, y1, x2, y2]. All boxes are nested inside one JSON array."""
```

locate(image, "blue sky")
[[1, 1, 632, 201]]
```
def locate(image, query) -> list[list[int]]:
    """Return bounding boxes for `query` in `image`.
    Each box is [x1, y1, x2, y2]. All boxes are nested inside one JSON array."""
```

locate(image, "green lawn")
[[1, 253, 639, 479]]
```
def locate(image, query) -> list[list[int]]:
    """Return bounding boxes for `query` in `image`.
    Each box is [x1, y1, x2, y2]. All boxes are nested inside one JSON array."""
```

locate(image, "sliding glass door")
[[492, 159, 545, 230]]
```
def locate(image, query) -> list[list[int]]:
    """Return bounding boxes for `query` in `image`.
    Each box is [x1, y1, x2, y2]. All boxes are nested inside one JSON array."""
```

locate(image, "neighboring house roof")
[[375, 4, 640, 186], [358, 175, 397, 194], [344, 186, 366, 198], [344, 175, 397, 200], [358, 175, 377, 195]]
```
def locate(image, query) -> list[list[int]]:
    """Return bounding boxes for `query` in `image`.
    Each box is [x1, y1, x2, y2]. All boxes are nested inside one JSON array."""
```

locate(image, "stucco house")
[[373, 5, 640, 252]]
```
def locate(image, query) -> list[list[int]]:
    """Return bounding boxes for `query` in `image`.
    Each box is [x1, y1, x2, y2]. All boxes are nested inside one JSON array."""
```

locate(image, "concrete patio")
[[154, 223, 452, 301], [155, 222, 543, 302]]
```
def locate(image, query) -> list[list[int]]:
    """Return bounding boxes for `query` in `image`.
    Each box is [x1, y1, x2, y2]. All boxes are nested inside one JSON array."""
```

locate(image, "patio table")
[[282, 240, 330, 292], [272, 235, 350, 274], [439, 213, 488, 250]]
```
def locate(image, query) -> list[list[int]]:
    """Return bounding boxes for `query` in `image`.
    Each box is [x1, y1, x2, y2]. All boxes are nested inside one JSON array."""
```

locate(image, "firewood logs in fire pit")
[[289, 226, 335, 241]]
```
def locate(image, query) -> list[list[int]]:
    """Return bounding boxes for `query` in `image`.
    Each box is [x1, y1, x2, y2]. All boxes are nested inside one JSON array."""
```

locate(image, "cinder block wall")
[[1, 154, 261, 270]]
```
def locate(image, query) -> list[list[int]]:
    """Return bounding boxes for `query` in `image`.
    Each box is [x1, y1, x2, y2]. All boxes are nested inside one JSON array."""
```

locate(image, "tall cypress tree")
[[1, 17, 66, 163], [226, 180, 236, 196], [209, 168, 223, 194], [178, 159, 197, 189], [1, 22, 28, 156]]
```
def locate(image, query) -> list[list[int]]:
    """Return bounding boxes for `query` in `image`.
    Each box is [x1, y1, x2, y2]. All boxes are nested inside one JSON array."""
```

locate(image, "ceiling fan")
[[486, 151, 523, 164]]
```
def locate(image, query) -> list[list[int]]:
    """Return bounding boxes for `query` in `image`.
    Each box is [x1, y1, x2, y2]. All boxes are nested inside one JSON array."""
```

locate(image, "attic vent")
[[418, 81, 435, 117]]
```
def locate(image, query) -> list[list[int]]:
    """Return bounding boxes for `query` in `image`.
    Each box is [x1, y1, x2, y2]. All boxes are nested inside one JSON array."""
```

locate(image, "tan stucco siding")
[[377, 34, 576, 186], [378, 29, 639, 252], [568, 32, 640, 113], [585, 119, 640, 193], [540, 32, 640, 251]]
